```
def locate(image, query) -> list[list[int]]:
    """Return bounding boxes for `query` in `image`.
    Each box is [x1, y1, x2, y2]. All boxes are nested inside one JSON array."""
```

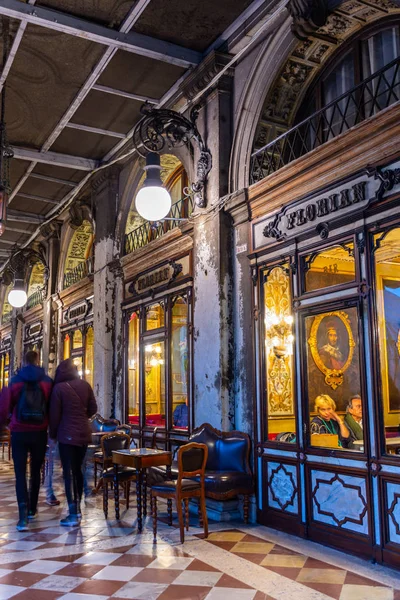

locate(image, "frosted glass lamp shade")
[[135, 186, 172, 221], [8, 288, 27, 308]]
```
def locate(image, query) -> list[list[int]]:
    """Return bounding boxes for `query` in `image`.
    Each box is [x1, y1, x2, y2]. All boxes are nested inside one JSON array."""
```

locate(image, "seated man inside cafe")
[[344, 394, 363, 442], [310, 394, 351, 448]]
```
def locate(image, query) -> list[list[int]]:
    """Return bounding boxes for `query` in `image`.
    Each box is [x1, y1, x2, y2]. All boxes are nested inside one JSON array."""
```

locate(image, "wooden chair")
[[101, 432, 136, 520], [0, 427, 11, 461], [150, 442, 208, 544]]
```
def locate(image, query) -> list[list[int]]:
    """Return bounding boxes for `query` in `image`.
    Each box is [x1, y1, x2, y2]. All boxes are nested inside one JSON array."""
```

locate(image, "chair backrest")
[[177, 442, 208, 483], [90, 413, 104, 432], [101, 432, 130, 460], [117, 424, 132, 436], [130, 425, 141, 448], [101, 418, 121, 432], [189, 422, 251, 473]]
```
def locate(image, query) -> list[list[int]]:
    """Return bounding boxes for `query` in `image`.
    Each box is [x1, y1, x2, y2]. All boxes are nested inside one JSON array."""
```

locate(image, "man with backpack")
[[0, 350, 52, 531]]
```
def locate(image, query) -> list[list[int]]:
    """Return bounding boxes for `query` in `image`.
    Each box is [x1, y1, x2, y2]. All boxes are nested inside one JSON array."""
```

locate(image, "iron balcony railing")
[[26, 286, 46, 310], [63, 256, 94, 289], [251, 57, 400, 185], [124, 195, 194, 256]]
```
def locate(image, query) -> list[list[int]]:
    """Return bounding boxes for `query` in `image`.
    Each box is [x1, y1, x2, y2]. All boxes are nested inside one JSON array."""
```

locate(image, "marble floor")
[[0, 458, 399, 600]]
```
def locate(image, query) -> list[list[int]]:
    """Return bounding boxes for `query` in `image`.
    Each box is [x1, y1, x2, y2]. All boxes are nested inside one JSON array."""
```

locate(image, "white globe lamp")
[[8, 279, 27, 308], [135, 152, 171, 221]]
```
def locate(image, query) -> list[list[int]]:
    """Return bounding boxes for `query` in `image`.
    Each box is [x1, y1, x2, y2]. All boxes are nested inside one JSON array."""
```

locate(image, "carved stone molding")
[[288, 0, 331, 40], [224, 188, 250, 226], [180, 51, 234, 102], [39, 219, 62, 240], [254, 1, 400, 152], [69, 200, 93, 230], [91, 165, 121, 194]]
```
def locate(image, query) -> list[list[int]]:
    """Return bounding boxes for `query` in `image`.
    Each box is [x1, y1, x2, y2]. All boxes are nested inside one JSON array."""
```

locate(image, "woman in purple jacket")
[[49, 359, 97, 526]]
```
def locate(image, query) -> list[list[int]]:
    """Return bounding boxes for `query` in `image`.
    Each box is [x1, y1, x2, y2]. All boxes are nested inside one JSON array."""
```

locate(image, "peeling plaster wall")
[[93, 235, 116, 418]]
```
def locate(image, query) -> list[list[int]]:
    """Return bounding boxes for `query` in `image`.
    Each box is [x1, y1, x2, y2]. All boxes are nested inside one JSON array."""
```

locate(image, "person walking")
[[0, 351, 52, 531], [49, 358, 97, 526]]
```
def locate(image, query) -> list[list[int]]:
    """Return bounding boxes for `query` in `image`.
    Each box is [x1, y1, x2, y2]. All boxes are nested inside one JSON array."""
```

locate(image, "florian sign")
[[252, 164, 400, 251]]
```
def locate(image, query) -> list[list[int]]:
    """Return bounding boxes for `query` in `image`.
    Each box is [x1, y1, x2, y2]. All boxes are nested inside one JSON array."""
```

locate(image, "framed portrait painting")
[[305, 307, 361, 413]]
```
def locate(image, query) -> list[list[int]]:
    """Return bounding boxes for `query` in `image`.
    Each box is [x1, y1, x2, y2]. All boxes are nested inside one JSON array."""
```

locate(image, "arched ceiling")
[[253, 0, 400, 151]]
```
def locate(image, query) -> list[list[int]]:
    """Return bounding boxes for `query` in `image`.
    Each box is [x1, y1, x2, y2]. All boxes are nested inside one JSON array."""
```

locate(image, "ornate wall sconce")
[[132, 103, 212, 220], [264, 312, 294, 359], [1, 247, 48, 309]]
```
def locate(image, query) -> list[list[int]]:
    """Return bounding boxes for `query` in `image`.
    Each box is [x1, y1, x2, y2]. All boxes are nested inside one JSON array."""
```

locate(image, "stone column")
[[11, 313, 23, 376], [41, 223, 62, 379], [183, 55, 235, 431], [224, 189, 253, 436], [92, 167, 121, 419]]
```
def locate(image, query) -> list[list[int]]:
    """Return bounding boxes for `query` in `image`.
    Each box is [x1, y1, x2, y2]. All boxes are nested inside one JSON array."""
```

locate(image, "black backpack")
[[16, 381, 47, 424]]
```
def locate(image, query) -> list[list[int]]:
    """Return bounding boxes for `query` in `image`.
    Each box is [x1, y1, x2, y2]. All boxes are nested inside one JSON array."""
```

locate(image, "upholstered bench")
[[148, 422, 254, 523]]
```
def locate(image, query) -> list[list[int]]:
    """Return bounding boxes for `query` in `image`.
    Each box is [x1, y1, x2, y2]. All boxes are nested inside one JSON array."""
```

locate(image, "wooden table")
[[112, 448, 172, 532]]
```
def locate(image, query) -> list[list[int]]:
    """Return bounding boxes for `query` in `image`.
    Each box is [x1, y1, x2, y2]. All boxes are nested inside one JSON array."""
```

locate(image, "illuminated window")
[[144, 341, 166, 427], [63, 334, 71, 359], [84, 327, 94, 388], [128, 312, 140, 423], [373, 227, 400, 457], [72, 329, 83, 349], [305, 306, 362, 451], [146, 303, 165, 331], [303, 243, 355, 293], [171, 297, 188, 430], [262, 265, 295, 443]]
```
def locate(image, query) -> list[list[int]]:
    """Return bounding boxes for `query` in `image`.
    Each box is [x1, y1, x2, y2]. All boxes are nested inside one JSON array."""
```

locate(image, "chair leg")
[[94, 463, 98, 488], [167, 498, 173, 526], [151, 495, 157, 544], [200, 491, 208, 539], [243, 495, 249, 524], [184, 498, 189, 531], [114, 480, 120, 520], [103, 483, 108, 519], [126, 482, 130, 510], [176, 498, 185, 544], [8, 442, 10, 461], [198, 500, 203, 527]]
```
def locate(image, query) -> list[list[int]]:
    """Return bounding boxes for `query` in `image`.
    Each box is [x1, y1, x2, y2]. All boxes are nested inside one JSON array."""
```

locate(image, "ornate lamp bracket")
[[1, 246, 49, 288], [132, 103, 212, 209]]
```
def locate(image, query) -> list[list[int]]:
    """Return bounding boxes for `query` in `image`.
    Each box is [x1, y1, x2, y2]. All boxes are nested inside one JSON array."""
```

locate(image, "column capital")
[[224, 188, 250, 226], [180, 51, 234, 102], [91, 165, 121, 194], [39, 219, 63, 240]]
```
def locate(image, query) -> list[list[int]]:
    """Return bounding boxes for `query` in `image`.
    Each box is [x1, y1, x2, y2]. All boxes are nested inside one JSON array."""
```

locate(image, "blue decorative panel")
[[311, 470, 368, 535], [267, 462, 298, 514], [386, 482, 400, 545]]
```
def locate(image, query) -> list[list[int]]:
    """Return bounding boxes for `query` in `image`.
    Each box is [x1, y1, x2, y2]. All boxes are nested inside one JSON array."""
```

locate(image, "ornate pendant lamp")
[[132, 103, 212, 221]]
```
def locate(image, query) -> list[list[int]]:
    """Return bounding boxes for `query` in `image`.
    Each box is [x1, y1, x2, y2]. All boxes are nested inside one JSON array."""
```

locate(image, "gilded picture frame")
[[308, 310, 355, 390]]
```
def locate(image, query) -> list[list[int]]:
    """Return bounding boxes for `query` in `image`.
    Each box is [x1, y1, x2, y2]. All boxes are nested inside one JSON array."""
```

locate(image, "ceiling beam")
[[65, 122, 126, 139], [12, 147, 97, 171], [0, 0, 200, 68], [0, 239, 20, 246], [16, 193, 60, 205], [29, 173, 78, 187], [7, 210, 45, 224], [92, 84, 158, 104], [3, 225, 31, 234]]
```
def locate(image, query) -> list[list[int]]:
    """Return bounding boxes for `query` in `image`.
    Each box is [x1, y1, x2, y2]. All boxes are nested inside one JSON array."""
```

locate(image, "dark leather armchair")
[[149, 423, 254, 523]]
